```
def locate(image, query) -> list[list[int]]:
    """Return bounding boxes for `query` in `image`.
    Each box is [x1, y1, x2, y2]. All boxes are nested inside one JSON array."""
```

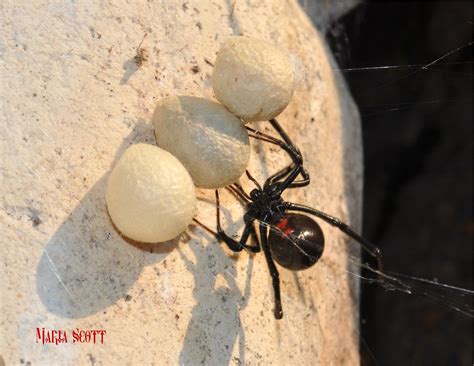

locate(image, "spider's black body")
[[195, 118, 382, 319], [268, 213, 325, 271]]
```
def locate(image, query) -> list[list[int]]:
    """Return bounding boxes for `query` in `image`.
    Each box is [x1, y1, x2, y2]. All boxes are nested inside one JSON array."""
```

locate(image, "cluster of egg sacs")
[[106, 37, 297, 243]]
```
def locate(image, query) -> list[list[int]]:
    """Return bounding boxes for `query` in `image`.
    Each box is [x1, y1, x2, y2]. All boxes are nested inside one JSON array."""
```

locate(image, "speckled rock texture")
[[153, 96, 250, 188], [1, 1, 362, 365]]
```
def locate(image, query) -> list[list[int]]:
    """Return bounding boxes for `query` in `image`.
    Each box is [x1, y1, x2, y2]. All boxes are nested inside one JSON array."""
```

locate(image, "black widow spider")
[[194, 118, 383, 319]]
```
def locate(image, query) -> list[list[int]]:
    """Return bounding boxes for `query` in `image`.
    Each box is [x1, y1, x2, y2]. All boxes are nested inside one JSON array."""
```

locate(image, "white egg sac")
[[152, 96, 250, 189], [212, 36, 296, 122], [106, 143, 196, 243]]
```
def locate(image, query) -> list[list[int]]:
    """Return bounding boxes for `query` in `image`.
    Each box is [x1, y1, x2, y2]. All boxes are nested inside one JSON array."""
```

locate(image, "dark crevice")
[[371, 122, 441, 243], [326, 1, 472, 365]]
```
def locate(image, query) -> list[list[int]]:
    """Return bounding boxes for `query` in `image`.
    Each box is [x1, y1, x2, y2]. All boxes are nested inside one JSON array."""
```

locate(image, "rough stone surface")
[[0, 1, 362, 365]]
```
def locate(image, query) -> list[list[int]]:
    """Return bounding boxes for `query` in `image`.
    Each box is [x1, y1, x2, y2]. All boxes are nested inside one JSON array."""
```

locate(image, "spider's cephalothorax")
[[194, 118, 383, 319], [247, 188, 284, 219]]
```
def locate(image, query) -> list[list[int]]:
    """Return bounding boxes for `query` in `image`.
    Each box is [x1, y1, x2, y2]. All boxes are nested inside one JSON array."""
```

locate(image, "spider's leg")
[[259, 221, 283, 319], [268, 118, 298, 150], [269, 161, 303, 196], [227, 184, 251, 203], [287, 169, 310, 188], [232, 183, 252, 201], [193, 216, 259, 253], [265, 118, 310, 194], [215, 189, 260, 253], [266, 163, 310, 189], [245, 133, 308, 191], [245, 170, 262, 190], [285, 202, 384, 275], [246, 122, 310, 189]]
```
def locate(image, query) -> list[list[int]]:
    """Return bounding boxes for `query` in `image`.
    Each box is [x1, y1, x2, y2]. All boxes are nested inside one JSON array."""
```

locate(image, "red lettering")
[[72, 328, 80, 343], [85, 330, 91, 343], [39, 327, 106, 344], [36, 328, 44, 344], [98, 330, 106, 344], [36, 328, 68, 345], [45, 330, 53, 344], [57, 330, 68, 344]]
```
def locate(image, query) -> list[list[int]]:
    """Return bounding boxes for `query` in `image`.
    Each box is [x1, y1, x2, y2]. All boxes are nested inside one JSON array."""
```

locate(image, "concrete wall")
[[1, 1, 362, 364]]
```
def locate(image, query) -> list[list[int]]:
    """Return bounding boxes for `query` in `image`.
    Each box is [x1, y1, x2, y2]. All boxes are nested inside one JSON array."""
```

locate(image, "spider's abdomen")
[[268, 213, 324, 271]]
